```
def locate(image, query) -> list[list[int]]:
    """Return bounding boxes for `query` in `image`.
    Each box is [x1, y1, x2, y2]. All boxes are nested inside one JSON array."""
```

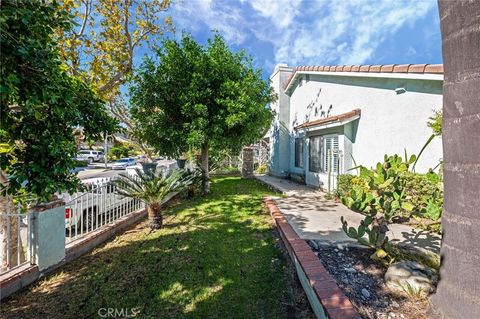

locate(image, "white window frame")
[[322, 134, 340, 174], [308, 134, 340, 173]]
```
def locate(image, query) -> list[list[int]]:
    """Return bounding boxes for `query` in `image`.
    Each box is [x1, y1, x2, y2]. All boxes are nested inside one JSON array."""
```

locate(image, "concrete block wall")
[[30, 204, 66, 271]]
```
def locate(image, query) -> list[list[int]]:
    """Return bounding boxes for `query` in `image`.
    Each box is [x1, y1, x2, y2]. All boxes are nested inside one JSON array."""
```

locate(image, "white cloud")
[[170, 0, 437, 68], [246, 0, 303, 28], [171, 0, 248, 45], [264, 0, 436, 65]]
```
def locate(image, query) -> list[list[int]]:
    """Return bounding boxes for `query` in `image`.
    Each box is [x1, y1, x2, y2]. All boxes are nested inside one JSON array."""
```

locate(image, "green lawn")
[[2, 177, 312, 319]]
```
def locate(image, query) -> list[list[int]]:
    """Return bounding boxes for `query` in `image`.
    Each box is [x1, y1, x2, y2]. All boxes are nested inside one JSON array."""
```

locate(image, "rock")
[[310, 240, 319, 250], [391, 301, 400, 308], [361, 288, 371, 299], [384, 261, 436, 297], [345, 267, 356, 273]]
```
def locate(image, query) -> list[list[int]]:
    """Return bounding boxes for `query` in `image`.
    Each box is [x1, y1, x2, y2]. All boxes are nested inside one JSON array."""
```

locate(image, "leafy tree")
[[0, 0, 116, 202], [130, 34, 275, 194], [56, 0, 173, 99], [56, 0, 174, 160]]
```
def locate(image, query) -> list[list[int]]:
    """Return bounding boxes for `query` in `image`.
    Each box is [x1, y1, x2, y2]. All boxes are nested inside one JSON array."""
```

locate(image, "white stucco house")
[[266, 63, 443, 190]]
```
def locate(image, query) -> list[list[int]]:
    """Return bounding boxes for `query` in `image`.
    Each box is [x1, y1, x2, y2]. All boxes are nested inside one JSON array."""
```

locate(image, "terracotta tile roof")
[[295, 109, 361, 130], [283, 63, 443, 91]]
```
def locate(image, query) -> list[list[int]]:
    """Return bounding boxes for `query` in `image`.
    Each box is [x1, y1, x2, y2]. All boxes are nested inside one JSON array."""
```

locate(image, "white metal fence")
[[65, 178, 144, 244], [0, 203, 32, 274]]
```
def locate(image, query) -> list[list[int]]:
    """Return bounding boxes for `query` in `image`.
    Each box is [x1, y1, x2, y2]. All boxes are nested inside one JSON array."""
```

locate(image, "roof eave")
[[284, 66, 444, 94], [295, 114, 360, 132]]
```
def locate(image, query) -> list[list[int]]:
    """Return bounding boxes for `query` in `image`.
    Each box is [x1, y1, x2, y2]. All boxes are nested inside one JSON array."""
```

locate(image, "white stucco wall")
[[283, 72, 443, 188]]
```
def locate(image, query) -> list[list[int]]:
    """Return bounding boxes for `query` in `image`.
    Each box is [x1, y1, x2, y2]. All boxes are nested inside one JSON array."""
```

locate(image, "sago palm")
[[115, 168, 193, 230]]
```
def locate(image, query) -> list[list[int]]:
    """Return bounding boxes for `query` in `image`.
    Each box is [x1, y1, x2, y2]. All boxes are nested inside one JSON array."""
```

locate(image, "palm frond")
[[114, 168, 195, 205]]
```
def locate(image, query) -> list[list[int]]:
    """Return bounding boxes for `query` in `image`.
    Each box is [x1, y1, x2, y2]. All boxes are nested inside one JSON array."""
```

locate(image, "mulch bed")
[[308, 242, 429, 319]]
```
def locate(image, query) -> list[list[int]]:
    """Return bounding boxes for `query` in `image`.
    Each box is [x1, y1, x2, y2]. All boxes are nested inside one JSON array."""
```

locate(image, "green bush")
[[211, 166, 240, 175], [338, 159, 443, 222], [256, 164, 267, 174], [335, 174, 368, 198], [341, 154, 418, 263], [75, 160, 89, 167], [108, 145, 133, 160], [340, 138, 443, 262], [402, 171, 443, 220]]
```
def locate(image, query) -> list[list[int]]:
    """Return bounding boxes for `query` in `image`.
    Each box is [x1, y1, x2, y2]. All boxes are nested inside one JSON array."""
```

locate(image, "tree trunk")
[[429, 2, 480, 318], [200, 143, 210, 195], [147, 202, 163, 230]]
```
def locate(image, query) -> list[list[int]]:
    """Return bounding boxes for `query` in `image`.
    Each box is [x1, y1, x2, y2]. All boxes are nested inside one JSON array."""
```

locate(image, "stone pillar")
[[242, 147, 254, 178], [30, 200, 66, 271]]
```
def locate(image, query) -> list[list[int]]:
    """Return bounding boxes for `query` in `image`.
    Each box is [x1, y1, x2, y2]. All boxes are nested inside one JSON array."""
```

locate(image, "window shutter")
[[324, 135, 339, 173]]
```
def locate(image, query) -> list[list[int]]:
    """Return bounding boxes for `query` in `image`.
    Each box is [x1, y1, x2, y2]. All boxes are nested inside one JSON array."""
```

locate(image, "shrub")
[[402, 171, 443, 221], [211, 166, 240, 175], [335, 174, 368, 199], [338, 163, 443, 222], [256, 164, 267, 174], [340, 153, 443, 262], [75, 160, 89, 167], [108, 145, 133, 160]]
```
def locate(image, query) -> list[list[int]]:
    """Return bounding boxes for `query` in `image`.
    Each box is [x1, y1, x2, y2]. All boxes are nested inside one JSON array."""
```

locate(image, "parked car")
[[76, 150, 104, 163], [110, 158, 136, 170], [64, 182, 139, 233]]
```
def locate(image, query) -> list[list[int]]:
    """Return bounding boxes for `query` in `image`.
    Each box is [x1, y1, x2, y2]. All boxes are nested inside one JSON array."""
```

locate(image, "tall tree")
[[1, 0, 116, 202], [130, 34, 275, 194], [57, 0, 173, 100], [0, 0, 116, 270], [429, 1, 480, 318], [57, 0, 173, 158]]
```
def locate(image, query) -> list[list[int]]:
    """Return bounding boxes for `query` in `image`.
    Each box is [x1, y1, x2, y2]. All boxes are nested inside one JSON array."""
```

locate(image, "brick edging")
[[264, 198, 361, 319], [0, 264, 40, 300]]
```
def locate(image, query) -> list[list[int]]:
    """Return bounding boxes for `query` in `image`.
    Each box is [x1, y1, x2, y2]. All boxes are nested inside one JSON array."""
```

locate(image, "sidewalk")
[[256, 174, 441, 255]]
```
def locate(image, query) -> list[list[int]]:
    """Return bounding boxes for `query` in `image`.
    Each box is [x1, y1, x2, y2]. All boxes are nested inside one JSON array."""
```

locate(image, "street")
[[77, 166, 121, 180]]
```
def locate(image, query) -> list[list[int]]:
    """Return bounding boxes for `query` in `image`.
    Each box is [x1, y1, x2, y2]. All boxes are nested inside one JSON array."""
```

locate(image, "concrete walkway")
[[256, 174, 441, 255]]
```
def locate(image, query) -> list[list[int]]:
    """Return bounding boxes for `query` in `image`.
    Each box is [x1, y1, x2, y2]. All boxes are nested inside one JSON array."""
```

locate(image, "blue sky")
[[166, 0, 442, 78]]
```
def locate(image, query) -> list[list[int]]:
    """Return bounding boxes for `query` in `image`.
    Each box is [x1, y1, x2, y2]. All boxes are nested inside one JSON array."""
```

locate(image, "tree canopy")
[[55, 0, 174, 158], [130, 34, 275, 193], [56, 0, 173, 100], [0, 0, 116, 201]]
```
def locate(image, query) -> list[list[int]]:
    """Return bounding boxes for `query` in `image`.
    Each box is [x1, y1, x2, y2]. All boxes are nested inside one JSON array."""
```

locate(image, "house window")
[[309, 136, 323, 172], [309, 135, 339, 173], [295, 138, 304, 168], [324, 135, 340, 173]]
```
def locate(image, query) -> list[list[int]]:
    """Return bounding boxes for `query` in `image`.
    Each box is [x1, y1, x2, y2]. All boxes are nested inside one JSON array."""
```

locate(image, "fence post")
[[30, 199, 66, 271], [242, 147, 254, 178]]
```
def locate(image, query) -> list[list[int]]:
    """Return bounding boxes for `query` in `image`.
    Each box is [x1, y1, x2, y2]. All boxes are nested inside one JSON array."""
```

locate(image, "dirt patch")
[[308, 242, 429, 319]]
